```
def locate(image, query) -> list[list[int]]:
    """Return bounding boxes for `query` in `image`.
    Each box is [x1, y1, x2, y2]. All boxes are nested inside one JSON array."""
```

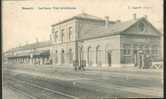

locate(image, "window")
[[61, 29, 64, 42], [96, 45, 102, 65], [87, 47, 92, 65], [123, 44, 131, 55], [144, 45, 150, 54], [122, 44, 132, 64], [80, 46, 84, 61], [69, 27, 72, 41], [54, 31, 58, 42], [69, 49, 73, 64], [133, 44, 139, 53], [124, 56, 132, 64], [49, 34, 52, 41], [138, 22, 145, 32], [61, 50, 65, 64], [152, 45, 159, 56], [55, 50, 58, 63]]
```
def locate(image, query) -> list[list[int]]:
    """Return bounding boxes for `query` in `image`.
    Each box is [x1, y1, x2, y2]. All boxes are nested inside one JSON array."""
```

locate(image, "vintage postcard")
[[2, 0, 163, 99]]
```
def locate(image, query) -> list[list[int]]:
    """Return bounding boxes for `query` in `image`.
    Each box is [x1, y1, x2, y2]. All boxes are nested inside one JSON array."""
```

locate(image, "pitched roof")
[[80, 17, 161, 40], [74, 13, 103, 20], [13, 41, 52, 51], [52, 13, 106, 26]]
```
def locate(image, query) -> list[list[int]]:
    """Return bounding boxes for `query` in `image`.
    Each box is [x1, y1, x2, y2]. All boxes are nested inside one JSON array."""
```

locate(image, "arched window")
[[80, 46, 83, 60], [61, 29, 64, 43], [69, 49, 73, 64], [54, 31, 58, 42], [96, 45, 102, 65], [69, 27, 72, 41], [106, 49, 112, 66], [61, 50, 65, 64], [55, 50, 58, 64], [87, 47, 92, 65]]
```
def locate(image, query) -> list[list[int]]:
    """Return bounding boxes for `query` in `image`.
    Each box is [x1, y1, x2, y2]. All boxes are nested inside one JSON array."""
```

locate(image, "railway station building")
[[5, 13, 162, 68], [50, 13, 162, 68]]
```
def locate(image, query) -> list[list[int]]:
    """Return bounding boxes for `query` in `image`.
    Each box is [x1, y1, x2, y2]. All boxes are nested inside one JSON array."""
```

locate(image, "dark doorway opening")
[[107, 52, 112, 66]]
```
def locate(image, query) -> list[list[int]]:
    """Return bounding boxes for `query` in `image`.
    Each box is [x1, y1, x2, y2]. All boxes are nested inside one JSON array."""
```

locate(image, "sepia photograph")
[[2, 0, 163, 98]]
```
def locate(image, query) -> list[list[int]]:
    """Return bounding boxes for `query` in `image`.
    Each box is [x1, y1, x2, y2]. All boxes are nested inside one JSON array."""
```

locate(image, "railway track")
[[6, 84, 37, 99], [3, 69, 107, 98], [3, 67, 162, 98], [5, 76, 79, 99]]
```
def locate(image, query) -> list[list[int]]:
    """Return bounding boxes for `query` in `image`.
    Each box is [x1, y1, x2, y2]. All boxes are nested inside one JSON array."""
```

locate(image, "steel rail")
[[6, 77, 79, 99], [6, 83, 37, 99]]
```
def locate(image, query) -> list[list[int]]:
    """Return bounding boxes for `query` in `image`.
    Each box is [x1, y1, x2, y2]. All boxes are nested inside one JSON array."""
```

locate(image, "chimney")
[[105, 16, 109, 28], [133, 13, 136, 20]]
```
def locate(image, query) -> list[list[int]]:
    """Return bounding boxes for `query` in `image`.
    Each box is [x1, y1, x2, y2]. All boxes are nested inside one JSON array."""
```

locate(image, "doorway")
[[135, 51, 144, 69], [139, 54, 144, 69], [107, 52, 112, 66]]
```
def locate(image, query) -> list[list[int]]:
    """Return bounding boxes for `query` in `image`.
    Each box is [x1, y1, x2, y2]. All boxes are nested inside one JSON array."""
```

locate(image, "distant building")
[[5, 41, 52, 65], [4, 13, 162, 68]]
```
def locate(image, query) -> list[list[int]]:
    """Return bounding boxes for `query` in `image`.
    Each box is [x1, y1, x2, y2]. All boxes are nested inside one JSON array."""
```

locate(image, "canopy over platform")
[[7, 52, 31, 59], [32, 50, 50, 57], [7, 50, 50, 59]]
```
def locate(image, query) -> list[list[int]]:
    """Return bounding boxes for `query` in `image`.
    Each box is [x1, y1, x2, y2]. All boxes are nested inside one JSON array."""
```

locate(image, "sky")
[[2, 0, 163, 51]]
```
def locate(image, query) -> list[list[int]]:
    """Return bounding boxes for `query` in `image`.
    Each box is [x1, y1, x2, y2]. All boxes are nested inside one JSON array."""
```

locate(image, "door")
[[107, 52, 112, 66], [79, 46, 84, 66], [138, 54, 144, 69], [134, 52, 138, 67]]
